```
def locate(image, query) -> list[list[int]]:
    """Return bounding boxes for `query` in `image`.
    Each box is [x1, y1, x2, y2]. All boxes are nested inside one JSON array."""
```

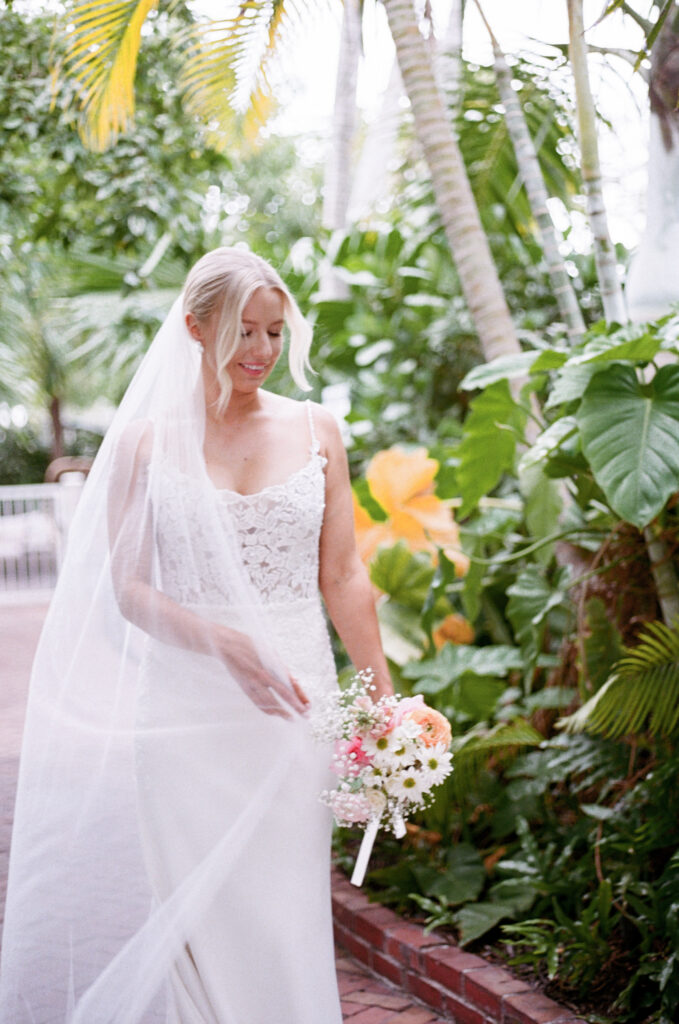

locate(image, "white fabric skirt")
[[134, 598, 342, 1024]]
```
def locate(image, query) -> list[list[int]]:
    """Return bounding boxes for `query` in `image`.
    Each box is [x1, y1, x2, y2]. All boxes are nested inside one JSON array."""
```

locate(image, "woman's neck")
[[202, 366, 265, 428]]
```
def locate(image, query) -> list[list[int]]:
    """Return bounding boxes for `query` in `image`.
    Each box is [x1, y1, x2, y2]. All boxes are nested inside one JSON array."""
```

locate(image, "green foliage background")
[[2, 6, 679, 1022]]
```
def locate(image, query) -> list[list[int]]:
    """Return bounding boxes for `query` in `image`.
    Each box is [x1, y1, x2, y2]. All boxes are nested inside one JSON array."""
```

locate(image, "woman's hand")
[[213, 625, 310, 718]]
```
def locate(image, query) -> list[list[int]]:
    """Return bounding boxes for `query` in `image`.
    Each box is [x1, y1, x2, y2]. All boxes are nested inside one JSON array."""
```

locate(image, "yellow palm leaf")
[[64, 0, 158, 151], [177, 0, 302, 149], [59, 0, 317, 151]]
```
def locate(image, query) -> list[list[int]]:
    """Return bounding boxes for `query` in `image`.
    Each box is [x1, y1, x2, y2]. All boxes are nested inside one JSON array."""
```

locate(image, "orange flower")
[[432, 613, 475, 649], [353, 447, 469, 575], [403, 706, 452, 748]]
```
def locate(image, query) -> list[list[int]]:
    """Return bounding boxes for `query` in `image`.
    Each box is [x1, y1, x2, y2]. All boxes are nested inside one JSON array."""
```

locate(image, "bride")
[[0, 247, 393, 1023]]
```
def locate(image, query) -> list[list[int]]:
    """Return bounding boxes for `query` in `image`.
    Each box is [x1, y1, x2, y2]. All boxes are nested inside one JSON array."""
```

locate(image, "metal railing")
[[0, 482, 83, 598]]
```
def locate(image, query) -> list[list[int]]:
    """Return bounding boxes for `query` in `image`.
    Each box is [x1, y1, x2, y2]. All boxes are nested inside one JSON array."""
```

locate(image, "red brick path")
[[0, 602, 450, 1021]]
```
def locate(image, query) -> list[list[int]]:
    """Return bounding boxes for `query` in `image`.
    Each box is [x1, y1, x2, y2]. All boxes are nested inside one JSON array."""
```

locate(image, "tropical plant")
[[561, 617, 679, 739]]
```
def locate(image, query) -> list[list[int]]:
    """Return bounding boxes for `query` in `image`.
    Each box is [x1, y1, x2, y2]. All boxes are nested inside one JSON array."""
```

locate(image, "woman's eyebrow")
[[242, 318, 284, 326]]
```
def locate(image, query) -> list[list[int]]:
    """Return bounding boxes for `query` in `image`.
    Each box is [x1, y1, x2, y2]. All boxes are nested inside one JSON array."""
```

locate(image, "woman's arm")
[[316, 407, 394, 699]]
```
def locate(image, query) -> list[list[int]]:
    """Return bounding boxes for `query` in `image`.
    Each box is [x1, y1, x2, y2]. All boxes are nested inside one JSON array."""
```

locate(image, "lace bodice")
[[153, 406, 327, 607]]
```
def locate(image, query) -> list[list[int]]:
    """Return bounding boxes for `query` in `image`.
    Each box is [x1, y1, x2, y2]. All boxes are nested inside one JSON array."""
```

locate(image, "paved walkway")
[[0, 601, 449, 1022]]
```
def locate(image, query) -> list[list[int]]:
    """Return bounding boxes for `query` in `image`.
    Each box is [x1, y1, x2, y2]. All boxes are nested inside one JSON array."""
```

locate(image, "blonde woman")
[[0, 247, 392, 1023]]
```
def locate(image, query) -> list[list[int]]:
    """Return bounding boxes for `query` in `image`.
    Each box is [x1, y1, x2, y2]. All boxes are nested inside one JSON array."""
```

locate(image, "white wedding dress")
[[134, 403, 343, 1023]]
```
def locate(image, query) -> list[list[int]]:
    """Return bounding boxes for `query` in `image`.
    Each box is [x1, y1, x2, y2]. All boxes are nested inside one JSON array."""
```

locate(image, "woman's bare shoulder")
[[113, 418, 155, 467]]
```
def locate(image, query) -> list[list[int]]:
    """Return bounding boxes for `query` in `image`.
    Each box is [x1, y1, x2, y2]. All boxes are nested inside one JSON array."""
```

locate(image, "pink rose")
[[390, 695, 425, 729], [333, 736, 372, 776]]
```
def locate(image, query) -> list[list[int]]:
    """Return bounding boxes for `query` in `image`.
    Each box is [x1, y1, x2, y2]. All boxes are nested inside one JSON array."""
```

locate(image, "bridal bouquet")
[[311, 671, 453, 885]]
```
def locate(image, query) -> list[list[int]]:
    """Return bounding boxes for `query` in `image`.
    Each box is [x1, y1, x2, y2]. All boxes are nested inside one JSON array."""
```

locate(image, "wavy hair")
[[183, 246, 312, 415]]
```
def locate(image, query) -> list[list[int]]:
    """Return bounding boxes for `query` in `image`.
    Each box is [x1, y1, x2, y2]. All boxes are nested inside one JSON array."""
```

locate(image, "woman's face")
[[227, 287, 285, 391], [188, 286, 285, 393]]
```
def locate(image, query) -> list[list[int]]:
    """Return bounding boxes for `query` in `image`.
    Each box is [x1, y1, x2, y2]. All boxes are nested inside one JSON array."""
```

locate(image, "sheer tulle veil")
[[0, 248, 319, 1023]]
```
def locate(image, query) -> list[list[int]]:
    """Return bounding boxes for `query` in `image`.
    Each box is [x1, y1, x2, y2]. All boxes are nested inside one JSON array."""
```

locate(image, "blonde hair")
[[183, 246, 313, 415]]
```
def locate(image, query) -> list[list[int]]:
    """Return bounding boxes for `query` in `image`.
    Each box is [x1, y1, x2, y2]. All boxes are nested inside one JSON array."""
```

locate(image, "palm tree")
[[380, 0, 523, 364], [567, 0, 626, 324], [626, 1, 679, 321], [0, 248, 178, 459], [58, 0, 525, 364], [472, 0, 585, 346]]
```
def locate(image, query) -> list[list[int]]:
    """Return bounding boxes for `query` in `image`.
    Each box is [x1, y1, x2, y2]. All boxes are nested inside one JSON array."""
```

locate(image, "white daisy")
[[385, 768, 426, 804], [362, 730, 417, 769], [417, 746, 453, 789]]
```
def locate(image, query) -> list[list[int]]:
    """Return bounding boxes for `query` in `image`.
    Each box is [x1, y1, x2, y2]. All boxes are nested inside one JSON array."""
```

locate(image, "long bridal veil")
[[0, 295, 311, 1023]]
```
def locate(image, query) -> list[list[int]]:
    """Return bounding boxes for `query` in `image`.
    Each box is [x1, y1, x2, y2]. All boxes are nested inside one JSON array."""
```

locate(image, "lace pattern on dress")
[[154, 402, 327, 607]]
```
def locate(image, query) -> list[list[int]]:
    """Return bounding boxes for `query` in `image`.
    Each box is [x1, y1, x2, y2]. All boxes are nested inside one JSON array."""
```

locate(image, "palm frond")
[[449, 718, 544, 799], [63, 0, 158, 151], [177, 0, 319, 147], [558, 619, 679, 739]]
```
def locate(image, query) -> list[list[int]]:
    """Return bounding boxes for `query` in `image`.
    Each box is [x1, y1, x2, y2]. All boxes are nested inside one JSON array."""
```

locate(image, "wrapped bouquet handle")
[[351, 812, 406, 887], [312, 672, 452, 888]]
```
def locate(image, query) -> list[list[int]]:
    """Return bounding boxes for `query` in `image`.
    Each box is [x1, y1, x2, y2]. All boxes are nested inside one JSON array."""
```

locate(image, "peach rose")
[[403, 706, 452, 748]]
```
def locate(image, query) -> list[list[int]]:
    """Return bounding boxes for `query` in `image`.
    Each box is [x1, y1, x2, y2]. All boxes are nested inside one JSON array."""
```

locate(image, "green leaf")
[[403, 644, 523, 687], [423, 844, 485, 905], [454, 676, 507, 719], [377, 601, 426, 666], [580, 803, 615, 821], [352, 477, 388, 521], [581, 597, 624, 695], [545, 362, 601, 410], [518, 417, 578, 474], [576, 364, 679, 528], [519, 462, 563, 566], [457, 381, 526, 517], [529, 349, 569, 373], [523, 687, 576, 713], [450, 719, 544, 798], [370, 543, 435, 608], [506, 567, 570, 668], [459, 351, 541, 391], [573, 332, 660, 365], [559, 618, 679, 738], [487, 877, 537, 915], [461, 543, 485, 623], [455, 901, 517, 946]]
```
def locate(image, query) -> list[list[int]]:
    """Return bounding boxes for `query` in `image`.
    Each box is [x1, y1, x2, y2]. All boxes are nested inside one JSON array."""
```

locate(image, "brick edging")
[[331, 868, 587, 1024]]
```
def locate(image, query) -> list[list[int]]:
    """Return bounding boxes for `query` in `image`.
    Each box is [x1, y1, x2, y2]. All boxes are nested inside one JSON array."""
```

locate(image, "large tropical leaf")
[[456, 380, 526, 518], [576, 363, 679, 529], [559, 618, 679, 738]]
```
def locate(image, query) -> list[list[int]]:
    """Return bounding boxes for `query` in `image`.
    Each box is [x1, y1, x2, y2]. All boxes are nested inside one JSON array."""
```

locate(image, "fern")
[[449, 719, 544, 798], [559, 618, 679, 739]]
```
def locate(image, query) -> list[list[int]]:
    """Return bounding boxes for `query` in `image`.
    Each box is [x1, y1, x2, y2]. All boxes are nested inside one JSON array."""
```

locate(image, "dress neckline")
[[214, 448, 325, 501]]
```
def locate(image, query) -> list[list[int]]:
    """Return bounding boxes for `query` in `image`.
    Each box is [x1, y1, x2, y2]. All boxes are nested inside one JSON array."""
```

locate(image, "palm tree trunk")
[[319, 0, 361, 299], [643, 522, 679, 625], [382, 0, 522, 363], [474, 0, 585, 346], [436, 0, 464, 112], [567, 0, 626, 324], [322, 0, 361, 231], [49, 395, 64, 462], [347, 58, 402, 221], [626, 2, 679, 321]]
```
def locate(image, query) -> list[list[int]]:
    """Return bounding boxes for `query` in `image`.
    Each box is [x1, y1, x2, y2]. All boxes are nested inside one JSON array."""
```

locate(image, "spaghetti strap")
[[306, 400, 320, 454]]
